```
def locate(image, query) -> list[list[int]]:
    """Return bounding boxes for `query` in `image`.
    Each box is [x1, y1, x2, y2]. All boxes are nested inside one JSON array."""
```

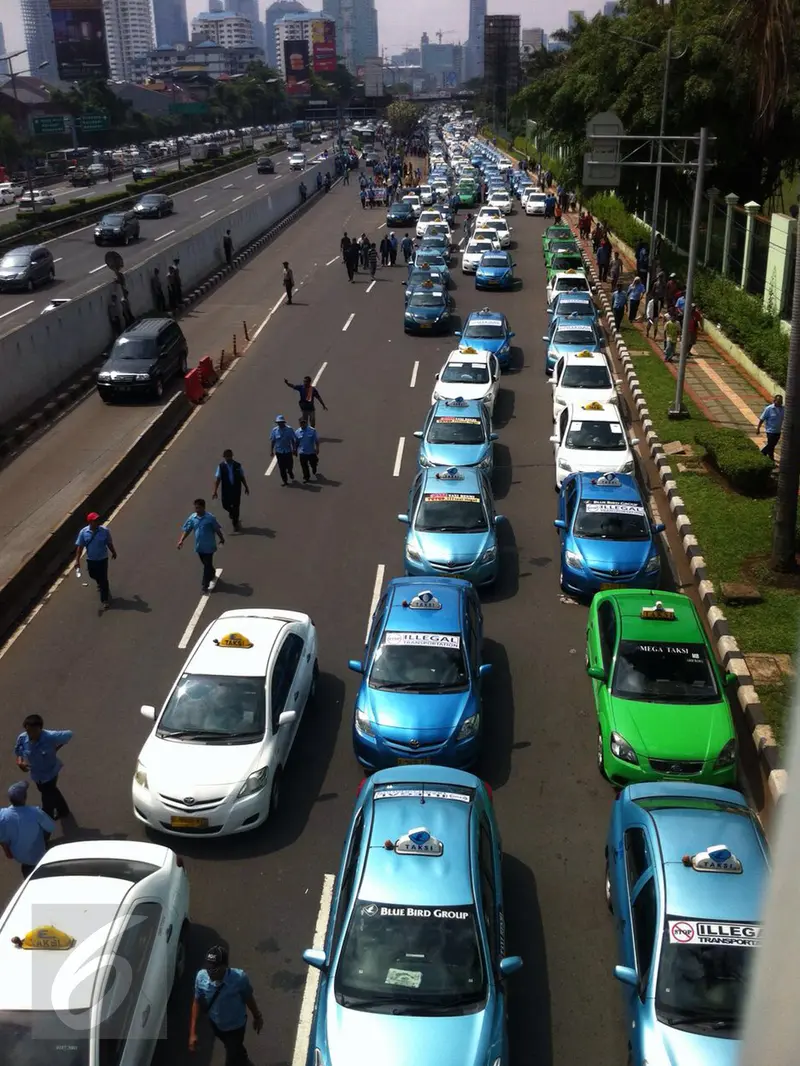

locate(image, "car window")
[[478, 819, 497, 955], [270, 633, 303, 729], [612, 641, 719, 703], [158, 673, 265, 738], [574, 500, 649, 540], [331, 810, 364, 950], [624, 828, 651, 891], [597, 600, 617, 674], [631, 877, 657, 993], [441, 361, 490, 385], [560, 365, 611, 390], [428, 415, 485, 445], [558, 407, 569, 438], [467, 597, 481, 667], [565, 418, 627, 451], [564, 479, 578, 523]]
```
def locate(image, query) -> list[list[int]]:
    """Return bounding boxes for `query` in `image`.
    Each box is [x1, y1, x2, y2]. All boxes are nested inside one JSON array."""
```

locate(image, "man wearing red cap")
[[74, 511, 117, 610]]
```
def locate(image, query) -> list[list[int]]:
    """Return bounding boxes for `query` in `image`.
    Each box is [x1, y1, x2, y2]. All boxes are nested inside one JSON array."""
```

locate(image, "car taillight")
[[483, 781, 493, 801]]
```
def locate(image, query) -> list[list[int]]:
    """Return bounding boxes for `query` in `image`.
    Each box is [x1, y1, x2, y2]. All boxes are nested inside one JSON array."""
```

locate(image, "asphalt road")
[[0, 181, 626, 1066], [0, 137, 334, 336]]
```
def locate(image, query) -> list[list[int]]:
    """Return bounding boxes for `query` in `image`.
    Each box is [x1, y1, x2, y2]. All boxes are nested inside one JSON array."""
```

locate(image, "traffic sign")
[[309, 99, 328, 106], [583, 111, 623, 187], [31, 115, 67, 135], [76, 112, 110, 132], [169, 102, 209, 115]]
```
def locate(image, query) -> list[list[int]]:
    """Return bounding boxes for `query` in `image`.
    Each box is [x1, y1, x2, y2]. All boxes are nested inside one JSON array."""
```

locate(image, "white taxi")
[[488, 189, 513, 214], [550, 401, 638, 490], [551, 351, 619, 422], [0, 839, 189, 1066], [132, 608, 318, 837], [525, 192, 547, 216], [476, 206, 504, 226], [462, 236, 500, 273], [419, 184, 435, 205], [402, 194, 422, 218], [432, 346, 500, 413], [546, 268, 592, 306], [475, 218, 512, 248], [416, 208, 445, 237]]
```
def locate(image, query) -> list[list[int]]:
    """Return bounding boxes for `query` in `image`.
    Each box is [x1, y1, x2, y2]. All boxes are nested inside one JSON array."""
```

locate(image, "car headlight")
[[134, 763, 148, 789], [610, 731, 638, 765], [355, 707, 374, 737], [406, 545, 422, 561], [715, 738, 737, 768], [558, 460, 572, 471], [456, 713, 480, 741], [419, 455, 433, 468], [564, 549, 583, 570], [98, 372, 112, 382], [237, 766, 269, 798], [135, 373, 152, 382], [405, 312, 414, 320], [621, 461, 635, 473], [481, 546, 497, 563], [479, 454, 492, 468], [645, 554, 660, 574]]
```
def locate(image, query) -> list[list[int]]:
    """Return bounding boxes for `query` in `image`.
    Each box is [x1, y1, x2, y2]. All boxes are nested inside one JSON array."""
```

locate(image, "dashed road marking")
[[89, 265, 105, 274], [366, 279, 376, 293], [392, 437, 405, 477], [232, 195, 244, 203], [312, 362, 327, 386], [178, 569, 223, 649], [194, 194, 207, 202], [154, 229, 176, 242], [409, 361, 419, 388], [200, 209, 215, 219], [326, 255, 339, 266], [366, 564, 386, 642], [0, 300, 34, 320], [342, 312, 355, 331]]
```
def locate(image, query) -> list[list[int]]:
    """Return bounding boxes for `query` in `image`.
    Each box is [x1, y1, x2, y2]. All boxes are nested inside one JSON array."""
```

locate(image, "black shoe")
[[303, 477, 310, 483]]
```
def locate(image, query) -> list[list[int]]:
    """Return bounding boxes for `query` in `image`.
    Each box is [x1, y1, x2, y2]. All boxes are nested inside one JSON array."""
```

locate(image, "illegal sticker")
[[374, 788, 471, 803], [424, 494, 480, 504], [668, 919, 760, 947], [585, 502, 645, 516], [384, 632, 461, 649]]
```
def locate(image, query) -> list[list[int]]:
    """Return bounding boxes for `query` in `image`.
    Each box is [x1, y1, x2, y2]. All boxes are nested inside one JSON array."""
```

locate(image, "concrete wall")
[[0, 161, 325, 428]]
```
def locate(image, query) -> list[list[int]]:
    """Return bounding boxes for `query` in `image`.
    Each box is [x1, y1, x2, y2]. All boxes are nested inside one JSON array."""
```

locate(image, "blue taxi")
[[543, 314, 604, 375], [606, 782, 768, 1066], [412, 251, 451, 288], [347, 581, 490, 768], [555, 473, 664, 597], [475, 251, 516, 291], [399, 467, 503, 586], [404, 286, 452, 335], [455, 309, 515, 369], [547, 290, 599, 324], [415, 397, 497, 471], [404, 266, 447, 305], [302, 767, 522, 1066]]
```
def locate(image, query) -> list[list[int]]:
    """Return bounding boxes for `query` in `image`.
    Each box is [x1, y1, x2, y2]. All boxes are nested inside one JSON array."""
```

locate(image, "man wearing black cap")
[[189, 944, 263, 1064], [74, 511, 117, 610]]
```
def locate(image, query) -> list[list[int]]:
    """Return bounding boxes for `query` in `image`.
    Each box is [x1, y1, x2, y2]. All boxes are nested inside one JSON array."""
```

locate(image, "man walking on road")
[[151, 267, 166, 312], [283, 261, 295, 304], [611, 282, 627, 332], [213, 450, 250, 531], [270, 415, 297, 485], [223, 229, 234, 267], [368, 241, 378, 277], [0, 782, 54, 878], [345, 240, 359, 281], [284, 376, 327, 427], [177, 498, 224, 593], [14, 714, 73, 821], [74, 511, 117, 610], [189, 944, 263, 1066], [757, 394, 784, 461], [295, 417, 320, 482]]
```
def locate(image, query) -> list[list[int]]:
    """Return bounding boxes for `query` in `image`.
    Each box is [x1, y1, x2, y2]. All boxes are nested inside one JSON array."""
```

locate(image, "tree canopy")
[[386, 100, 421, 138]]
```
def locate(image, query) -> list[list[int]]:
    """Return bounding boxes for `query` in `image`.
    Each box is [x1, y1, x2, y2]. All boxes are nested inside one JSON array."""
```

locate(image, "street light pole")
[[3, 49, 37, 202]]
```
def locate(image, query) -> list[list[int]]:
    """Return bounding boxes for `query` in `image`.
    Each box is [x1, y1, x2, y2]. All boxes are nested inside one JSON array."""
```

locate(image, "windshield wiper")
[[661, 1008, 738, 1030], [158, 729, 247, 739]]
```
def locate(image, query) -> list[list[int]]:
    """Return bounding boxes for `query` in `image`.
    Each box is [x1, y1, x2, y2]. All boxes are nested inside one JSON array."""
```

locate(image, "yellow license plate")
[[397, 757, 431, 765], [599, 582, 619, 590], [170, 816, 208, 828], [419, 323, 432, 328]]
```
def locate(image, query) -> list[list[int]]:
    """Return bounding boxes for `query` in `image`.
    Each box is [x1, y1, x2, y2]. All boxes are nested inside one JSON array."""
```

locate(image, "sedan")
[[134, 193, 173, 218], [256, 155, 275, 173], [17, 190, 57, 212], [455, 309, 515, 369], [488, 190, 512, 214], [386, 201, 416, 227], [132, 165, 159, 181], [415, 397, 497, 473], [461, 237, 499, 274], [475, 251, 515, 291], [404, 288, 452, 334], [432, 347, 500, 413], [551, 401, 638, 490], [525, 193, 547, 216], [95, 210, 140, 246]]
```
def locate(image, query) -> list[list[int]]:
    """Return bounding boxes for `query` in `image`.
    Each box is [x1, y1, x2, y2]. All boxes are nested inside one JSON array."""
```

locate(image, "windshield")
[[565, 418, 627, 450], [556, 278, 589, 293], [556, 300, 592, 317], [416, 491, 488, 533], [0, 1012, 89, 1066], [555, 328, 597, 346], [140, 196, 162, 204], [552, 255, 582, 270], [574, 500, 649, 540], [1, 254, 29, 266], [481, 256, 509, 268], [334, 902, 485, 1013], [157, 673, 266, 738], [427, 226, 449, 237], [468, 243, 492, 255], [560, 365, 610, 389], [111, 338, 155, 361], [368, 636, 468, 690], [464, 321, 504, 339], [101, 214, 125, 225], [409, 294, 445, 308], [612, 641, 720, 702], [441, 362, 490, 385], [428, 415, 485, 445]]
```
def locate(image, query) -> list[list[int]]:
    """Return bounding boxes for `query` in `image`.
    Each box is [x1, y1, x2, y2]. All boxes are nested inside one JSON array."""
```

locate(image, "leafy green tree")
[[386, 100, 421, 137]]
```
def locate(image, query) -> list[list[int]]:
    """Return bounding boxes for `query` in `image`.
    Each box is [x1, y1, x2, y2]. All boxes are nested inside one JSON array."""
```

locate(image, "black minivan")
[[96, 318, 188, 402]]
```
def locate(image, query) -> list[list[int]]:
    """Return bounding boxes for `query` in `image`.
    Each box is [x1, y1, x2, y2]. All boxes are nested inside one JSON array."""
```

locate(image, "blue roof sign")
[[404, 591, 443, 611], [436, 468, 464, 481], [394, 827, 444, 856], [685, 844, 743, 874], [445, 397, 469, 407], [593, 473, 621, 487]]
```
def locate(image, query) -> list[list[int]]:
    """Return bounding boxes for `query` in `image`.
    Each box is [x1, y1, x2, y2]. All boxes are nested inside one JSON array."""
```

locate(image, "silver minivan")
[[0, 244, 56, 292]]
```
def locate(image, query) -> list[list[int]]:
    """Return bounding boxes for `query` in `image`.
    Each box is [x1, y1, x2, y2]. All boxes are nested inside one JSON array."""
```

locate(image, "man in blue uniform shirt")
[[14, 713, 73, 820], [270, 414, 297, 485], [757, 393, 784, 461], [177, 498, 225, 592], [295, 416, 320, 482], [74, 511, 117, 609], [189, 944, 263, 1065], [0, 781, 54, 877]]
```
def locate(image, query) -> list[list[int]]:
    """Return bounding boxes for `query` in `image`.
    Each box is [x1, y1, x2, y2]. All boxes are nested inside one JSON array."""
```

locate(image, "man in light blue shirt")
[[270, 414, 297, 485], [295, 417, 320, 482], [0, 781, 55, 878], [74, 511, 116, 609], [177, 498, 225, 592], [757, 394, 784, 461], [15, 713, 73, 819], [189, 944, 263, 1062]]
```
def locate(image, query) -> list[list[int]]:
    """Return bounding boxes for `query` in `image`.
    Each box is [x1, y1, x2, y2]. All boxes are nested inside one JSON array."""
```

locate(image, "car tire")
[[604, 857, 613, 913], [26, 279, 35, 292], [597, 729, 608, 781], [179, 355, 188, 377], [171, 921, 190, 996], [124, 233, 130, 246], [153, 377, 164, 400], [48, 267, 55, 282], [268, 768, 282, 820], [100, 391, 115, 404]]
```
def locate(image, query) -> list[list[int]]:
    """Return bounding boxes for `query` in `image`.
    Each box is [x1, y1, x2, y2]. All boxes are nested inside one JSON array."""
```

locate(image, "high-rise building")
[[20, 0, 59, 77], [274, 11, 336, 78], [192, 10, 255, 46], [323, 0, 376, 73], [225, 0, 264, 54], [420, 39, 461, 87], [265, 1, 308, 67], [603, 1, 620, 14], [567, 9, 584, 29], [483, 14, 519, 117], [104, 0, 156, 80], [209, 0, 224, 10], [466, 0, 486, 79], [0, 23, 7, 75], [153, 0, 189, 46], [521, 26, 545, 56]]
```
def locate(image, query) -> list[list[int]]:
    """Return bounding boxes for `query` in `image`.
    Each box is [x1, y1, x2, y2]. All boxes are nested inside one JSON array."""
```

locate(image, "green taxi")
[[545, 251, 585, 281], [458, 179, 478, 206], [543, 239, 580, 270], [541, 223, 573, 254], [585, 589, 738, 788]]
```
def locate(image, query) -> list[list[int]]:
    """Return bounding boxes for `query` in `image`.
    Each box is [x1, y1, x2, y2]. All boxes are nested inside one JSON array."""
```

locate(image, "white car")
[[419, 184, 435, 205], [0, 181, 24, 201], [461, 236, 500, 273], [546, 269, 592, 305], [551, 351, 618, 422], [550, 401, 638, 490], [0, 188, 15, 206], [133, 608, 318, 837], [425, 222, 452, 249], [488, 190, 513, 214], [525, 193, 547, 216], [288, 152, 307, 170], [432, 347, 501, 413], [475, 219, 511, 248], [402, 194, 422, 218], [17, 190, 57, 211], [476, 206, 504, 226], [0, 839, 189, 1066], [497, 159, 513, 174], [416, 209, 445, 237]]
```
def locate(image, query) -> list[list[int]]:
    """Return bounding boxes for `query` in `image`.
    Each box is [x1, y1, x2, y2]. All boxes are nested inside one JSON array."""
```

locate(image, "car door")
[[557, 476, 577, 541], [592, 600, 617, 738], [100, 900, 163, 1066], [554, 407, 569, 460], [270, 632, 305, 762], [488, 355, 500, 403], [626, 872, 657, 1048]]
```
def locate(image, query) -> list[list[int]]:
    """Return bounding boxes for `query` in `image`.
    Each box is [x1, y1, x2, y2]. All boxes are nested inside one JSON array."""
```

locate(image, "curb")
[[574, 238, 786, 803]]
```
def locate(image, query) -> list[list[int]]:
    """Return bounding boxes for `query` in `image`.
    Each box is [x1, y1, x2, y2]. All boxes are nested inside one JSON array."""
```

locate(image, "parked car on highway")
[[96, 317, 188, 402], [0, 180, 24, 200], [17, 190, 57, 212], [94, 210, 140, 246], [0, 244, 56, 291], [256, 155, 275, 173], [68, 167, 96, 187], [0, 186, 17, 205], [134, 192, 173, 218]]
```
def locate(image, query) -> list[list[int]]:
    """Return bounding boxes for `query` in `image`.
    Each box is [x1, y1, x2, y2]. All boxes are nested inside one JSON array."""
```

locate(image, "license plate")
[[419, 323, 432, 328], [599, 582, 619, 590], [170, 816, 208, 828], [396, 757, 431, 766]]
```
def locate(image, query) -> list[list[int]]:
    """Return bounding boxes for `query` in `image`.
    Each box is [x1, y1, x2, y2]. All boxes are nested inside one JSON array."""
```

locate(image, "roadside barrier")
[[183, 368, 205, 405]]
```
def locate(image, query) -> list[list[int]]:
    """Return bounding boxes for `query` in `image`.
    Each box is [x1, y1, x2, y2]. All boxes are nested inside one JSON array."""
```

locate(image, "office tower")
[[153, 0, 189, 46], [104, 0, 156, 80], [20, 0, 59, 76], [521, 27, 545, 54], [192, 11, 255, 45], [266, 0, 308, 67], [567, 9, 584, 29], [323, 0, 376, 73], [209, 0, 224, 9], [483, 15, 520, 117], [466, 0, 486, 79], [225, 0, 264, 54], [0, 24, 7, 75]]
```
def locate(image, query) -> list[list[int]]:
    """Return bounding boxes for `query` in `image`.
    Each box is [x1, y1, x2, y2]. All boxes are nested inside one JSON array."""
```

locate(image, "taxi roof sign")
[[582, 401, 604, 411], [575, 350, 594, 358], [215, 632, 254, 649], [394, 827, 444, 857], [445, 397, 469, 407], [12, 926, 75, 951], [436, 468, 464, 480], [459, 345, 479, 354], [683, 845, 743, 874], [593, 473, 621, 487], [405, 591, 443, 610], [640, 601, 676, 621]]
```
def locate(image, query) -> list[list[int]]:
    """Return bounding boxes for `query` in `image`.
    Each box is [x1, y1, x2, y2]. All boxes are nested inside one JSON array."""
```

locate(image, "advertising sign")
[[50, 0, 110, 81], [284, 39, 311, 95], [311, 19, 337, 72]]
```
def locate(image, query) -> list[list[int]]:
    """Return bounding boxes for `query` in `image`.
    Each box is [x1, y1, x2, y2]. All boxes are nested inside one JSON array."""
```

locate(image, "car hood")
[[476, 266, 511, 278], [649, 1020, 739, 1066], [407, 305, 448, 319], [435, 383, 491, 404], [611, 692, 732, 762], [548, 343, 602, 358], [423, 443, 490, 467], [361, 685, 474, 736], [560, 449, 629, 474], [414, 529, 493, 564], [461, 337, 507, 355], [102, 358, 154, 374], [96, 220, 124, 230], [572, 535, 653, 574], [138, 735, 263, 792], [0, 265, 30, 276]]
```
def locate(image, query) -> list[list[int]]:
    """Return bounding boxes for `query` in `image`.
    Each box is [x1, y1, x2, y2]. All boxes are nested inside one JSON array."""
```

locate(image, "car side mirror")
[[629, 437, 640, 446], [542, 335, 549, 342], [397, 513, 410, 524], [479, 663, 492, 678], [348, 659, 364, 673], [509, 332, 515, 338], [587, 665, 606, 682], [499, 955, 524, 977], [614, 965, 638, 988], [401, 281, 407, 286], [454, 330, 462, 336], [553, 519, 566, 530], [725, 671, 738, 686], [303, 948, 328, 970], [140, 705, 156, 721], [434, 372, 439, 379], [413, 430, 423, 438], [549, 435, 560, 443], [652, 522, 665, 534], [278, 710, 297, 728]]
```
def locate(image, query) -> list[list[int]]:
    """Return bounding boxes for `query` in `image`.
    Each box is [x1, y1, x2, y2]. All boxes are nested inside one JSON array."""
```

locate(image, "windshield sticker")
[[610, 423, 623, 433], [569, 421, 583, 431], [633, 644, 696, 656], [385, 968, 423, 988], [384, 632, 461, 649], [469, 320, 498, 326], [668, 920, 760, 947], [424, 493, 481, 504], [365, 905, 470, 919], [435, 417, 481, 425], [374, 788, 470, 803], [585, 502, 645, 515], [448, 363, 465, 368]]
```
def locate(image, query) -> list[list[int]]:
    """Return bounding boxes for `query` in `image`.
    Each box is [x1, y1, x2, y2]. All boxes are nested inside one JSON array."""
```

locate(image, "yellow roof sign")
[[459, 345, 478, 354], [565, 268, 577, 274], [641, 602, 676, 621], [12, 926, 75, 951], [582, 401, 604, 411], [575, 350, 593, 358], [421, 279, 434, 288], [216, 632, 253, 649]]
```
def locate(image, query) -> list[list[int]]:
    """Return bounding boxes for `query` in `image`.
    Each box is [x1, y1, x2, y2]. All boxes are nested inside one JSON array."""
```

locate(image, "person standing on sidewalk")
[[283, 262, 295, 305], [212, 450, 250, 532], [189, 944, 264, 1065], [608, 251, 622, 287], [665, 272, 680, 312], [686, 303, 703, 354], [284, 376, 327, 427], [74, 511, 116, 610], [270, 415, 297, 485], [295, 417, 320, 482], [177, 499, 224, 593], [596, 237, 611, 282], [223, 230, 234, 267], [611, 283, 627, 332], [757, 394, 784, 461], [14, 714, 73, 821], [0, 782, 54, 878], [663, 313, 679, 362], [627, 276, 645, 322]]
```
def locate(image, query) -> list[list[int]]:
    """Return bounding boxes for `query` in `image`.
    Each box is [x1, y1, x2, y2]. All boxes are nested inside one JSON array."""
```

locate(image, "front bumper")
[[404, 317, 450, 334], [475, 275, 513, 290], [0, 277, 32, 291], [354, 725, 479, 771], [560, 556, 661, 597], [405, 552, 498, 587], [97, 380, 155, 398], [132, 779, 270, 837], [600, 738, 738, 789]]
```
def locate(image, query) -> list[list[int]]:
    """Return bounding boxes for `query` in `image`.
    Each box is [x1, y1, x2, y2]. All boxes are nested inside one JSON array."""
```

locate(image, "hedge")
[[586, 192, 791, 387], [693, 425, 775, 495]]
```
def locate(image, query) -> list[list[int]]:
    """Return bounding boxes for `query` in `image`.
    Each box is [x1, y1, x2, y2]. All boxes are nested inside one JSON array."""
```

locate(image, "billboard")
[[50, 0, 109, 81], [310, 19, 337, 73], [284, 39, 311, 95], [363, 57, 384, 98]]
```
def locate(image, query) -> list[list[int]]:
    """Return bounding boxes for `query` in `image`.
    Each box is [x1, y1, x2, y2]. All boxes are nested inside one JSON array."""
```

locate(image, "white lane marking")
[[392, 436, 405, 477], [194, 194, 207, 202], [53, 257, 63, 264], [251, 292, 287, 345], [256, 183, 265, 190], [458, 237, 465, 248], [291, 874, 335, 1066], [154, 229, 176, 242], [178, 569, 223, 649], [222, 183, 234, 189], [312, 362, 327, 386], [265, 456, 277, 477], [365, 564, 386, 642], [0, 300, 34, 321], [89, 264, 106, 274], [378, 222, 386, 229], [366, 279, 376, 293], [326, 255, 339, 266], [342, 313, 355, 332], [232, 195, 244, 203], [244, 174, 253, 180], [409, 361, 419, 388], [200, 209, 215, 219]]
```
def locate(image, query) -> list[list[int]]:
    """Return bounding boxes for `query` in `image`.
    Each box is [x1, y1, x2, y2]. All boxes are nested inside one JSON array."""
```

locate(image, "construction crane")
[[435, 29, 455, 44]]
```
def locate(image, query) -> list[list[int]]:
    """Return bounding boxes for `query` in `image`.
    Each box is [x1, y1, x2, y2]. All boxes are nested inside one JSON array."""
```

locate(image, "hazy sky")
[[1, 0, 603, 69]]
